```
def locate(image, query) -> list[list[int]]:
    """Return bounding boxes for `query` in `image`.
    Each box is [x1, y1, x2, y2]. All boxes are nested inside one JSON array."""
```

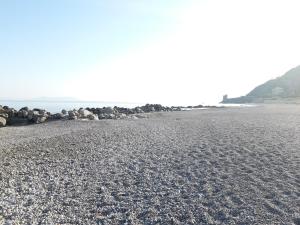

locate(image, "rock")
[[135, 107, 144, 113], [114, 107, 134, 115], [68, 111, 78, 120], [108, 114, 116, 119], [28, 110, 39, 121], [141, 104, 160, 113], [20, 106, 29, 111], [33, 116, 47, 124], [0, 117, 6, 127], [0, 113, 9, 119], [27, 109, 49, 124], [102, 107, 114, 114], [51, 113, 64, 120], [171, 106, 182, 111], [87, 114, 99, 120], [27, 110, 33, 120], [18, 110, 29, 118], [98, 114, 106, 120], [78, 109, 92, 118], [117, 113, 127, 119]]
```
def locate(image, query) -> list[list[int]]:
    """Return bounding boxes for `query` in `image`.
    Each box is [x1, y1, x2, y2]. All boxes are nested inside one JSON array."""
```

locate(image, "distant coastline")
[[221, 65, 300, 104]]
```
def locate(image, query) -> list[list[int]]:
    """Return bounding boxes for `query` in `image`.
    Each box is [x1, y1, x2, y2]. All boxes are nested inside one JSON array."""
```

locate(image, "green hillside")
[[222, 66, 300, 103]]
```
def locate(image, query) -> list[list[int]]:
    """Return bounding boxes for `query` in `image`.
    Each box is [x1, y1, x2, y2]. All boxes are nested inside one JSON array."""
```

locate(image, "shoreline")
[[0, 103, 225, 128]]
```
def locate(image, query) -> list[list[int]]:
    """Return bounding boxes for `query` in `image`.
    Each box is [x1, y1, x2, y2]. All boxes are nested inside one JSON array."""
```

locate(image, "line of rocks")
[[0, 104, 181, 127]]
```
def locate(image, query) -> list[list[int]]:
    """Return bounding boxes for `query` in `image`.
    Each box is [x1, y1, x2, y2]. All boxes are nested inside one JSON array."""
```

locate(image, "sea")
[[0, 100, 256, 113], [0, 100, 142, 113]]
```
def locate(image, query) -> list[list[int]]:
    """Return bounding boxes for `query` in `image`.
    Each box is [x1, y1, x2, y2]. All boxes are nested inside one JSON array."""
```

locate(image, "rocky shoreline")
[[0, 103, 225, 128], [0, 104, 184, 127]]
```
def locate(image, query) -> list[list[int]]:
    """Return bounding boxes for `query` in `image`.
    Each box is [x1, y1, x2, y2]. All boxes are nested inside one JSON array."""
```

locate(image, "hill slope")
[[222, 65, 300, 103]]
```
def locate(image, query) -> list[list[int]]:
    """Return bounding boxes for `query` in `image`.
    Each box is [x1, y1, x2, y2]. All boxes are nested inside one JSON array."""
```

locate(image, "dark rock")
[[68, 111, 78, 120], [102, 107, 114, 114], [98, 114, 106, 120], [51, 113, 64, 120], [20, 107, 29, 111]]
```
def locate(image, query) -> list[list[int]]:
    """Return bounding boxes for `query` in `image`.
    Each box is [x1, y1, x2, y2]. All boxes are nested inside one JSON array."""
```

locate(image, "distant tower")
[[222, 94, 228, 102]]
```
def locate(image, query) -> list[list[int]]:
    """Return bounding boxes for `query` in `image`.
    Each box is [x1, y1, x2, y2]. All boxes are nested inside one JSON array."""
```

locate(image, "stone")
[[98, 114, 106, 120], [68, 111, 78, 120], [78, 109, 92, 118], [33, 116, 47, 124], [27, 110, 34, 120], [0, 117, 6, 127], [108, 114, 116, 119], [18, 110, 28, 118], [0, 113, 9, 119], [51, 113, 64, 120], [114, 107, 134, 115], [102, 107, 114, 114], [20, 106, 29, 111], [135, 107, 144, 113], [87, 114, 99, 120], [117, 113, 127, 119]]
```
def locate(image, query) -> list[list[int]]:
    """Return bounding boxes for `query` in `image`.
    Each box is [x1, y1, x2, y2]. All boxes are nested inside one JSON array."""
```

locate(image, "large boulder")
[[51, 113, 64, 120], [108, 114, 116, 119], [134, 107, 144, 114], [98, 113, 106, 120], [116, 113, 127, 119], [18, 109, 29, 118], [0, 113, 8, 120], [28, 109, 49, 124], [68, 110, 78, 120], [114, 107, 134, 115], [141, 104, 157, 113], [87, 114, 99, 120], [78, 109, 92, 118], [102, 107, 114, 114], [20, 106, 29, 111], [28, 110, 38, 121], [0, 117, 6, 127], [33, 116, 47, 124]]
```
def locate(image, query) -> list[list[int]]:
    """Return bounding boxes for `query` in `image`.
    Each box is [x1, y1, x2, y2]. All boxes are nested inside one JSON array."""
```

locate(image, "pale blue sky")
[[0, 0, 188, 99], [1, 0, 300, 104]]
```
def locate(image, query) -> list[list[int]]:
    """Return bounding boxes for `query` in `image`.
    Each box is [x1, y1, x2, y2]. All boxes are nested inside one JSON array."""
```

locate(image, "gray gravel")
[[0, 105, 299, 225]]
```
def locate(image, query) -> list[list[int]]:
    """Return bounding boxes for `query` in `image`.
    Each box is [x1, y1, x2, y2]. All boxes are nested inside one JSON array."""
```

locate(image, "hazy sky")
[[1, 0, 300, 105]]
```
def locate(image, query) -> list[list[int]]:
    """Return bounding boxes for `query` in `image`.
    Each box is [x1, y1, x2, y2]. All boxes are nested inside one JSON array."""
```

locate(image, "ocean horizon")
[[0, 100, 254, 113], [0, 100, 144, 113]]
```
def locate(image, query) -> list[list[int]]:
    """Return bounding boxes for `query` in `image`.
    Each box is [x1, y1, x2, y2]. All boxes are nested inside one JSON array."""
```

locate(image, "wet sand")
[[0, 105, 299, 225]]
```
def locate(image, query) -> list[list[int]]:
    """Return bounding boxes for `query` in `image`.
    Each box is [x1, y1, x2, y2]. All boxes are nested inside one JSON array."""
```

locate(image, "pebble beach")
[[0, 104, 299, 225]]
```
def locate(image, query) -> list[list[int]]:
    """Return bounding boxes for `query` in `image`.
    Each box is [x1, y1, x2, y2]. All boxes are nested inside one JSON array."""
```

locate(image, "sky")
[[1, 0, 300, 105]]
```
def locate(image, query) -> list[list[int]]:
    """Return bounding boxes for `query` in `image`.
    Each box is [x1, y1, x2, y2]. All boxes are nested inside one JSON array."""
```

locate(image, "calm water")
[[0, 100, 255, 113], [0, 101, 142, 113]]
